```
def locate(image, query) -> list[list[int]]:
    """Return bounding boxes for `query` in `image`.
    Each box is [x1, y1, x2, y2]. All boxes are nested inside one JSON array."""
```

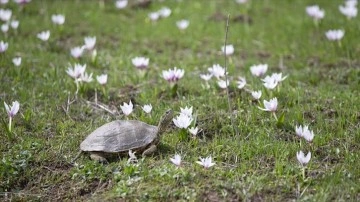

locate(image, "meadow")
[[1, 0, 360, 201]]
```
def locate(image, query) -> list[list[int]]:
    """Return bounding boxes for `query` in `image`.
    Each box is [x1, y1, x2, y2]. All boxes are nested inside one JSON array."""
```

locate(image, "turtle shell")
[[80, 120, 158, 153]]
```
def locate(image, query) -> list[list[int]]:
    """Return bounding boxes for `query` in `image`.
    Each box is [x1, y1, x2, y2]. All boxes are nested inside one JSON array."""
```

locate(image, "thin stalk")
[[75, 79, 80, 95], [272, 112, 278, 121], [302, 166, 306, 181], [8, 117, 12, 132], [223, 14, 239, 136]]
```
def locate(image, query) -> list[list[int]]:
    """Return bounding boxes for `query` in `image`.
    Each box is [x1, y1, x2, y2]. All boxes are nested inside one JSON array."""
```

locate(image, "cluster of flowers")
[[0, 5, 20, 66], [66, 63, 107, 86], [306, 0, 358, 42], [0, 8, 19, 34], [69, 36, 97, 59], [170, 154, 215, 169], [172, 106, 199, 138], [36, 14, 65, 41], [120, 100, 152, 116], [65, 63, 107, 96], [127, 150, 215, 169], [148, 7, 172, 22], [32, 12, 97, 60], [115, 1, 189, 31], [295, 125, 315, 166]]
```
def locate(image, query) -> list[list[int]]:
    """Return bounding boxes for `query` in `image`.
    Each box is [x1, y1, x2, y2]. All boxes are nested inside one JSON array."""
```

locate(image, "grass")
[[1, 0, 360, 201]]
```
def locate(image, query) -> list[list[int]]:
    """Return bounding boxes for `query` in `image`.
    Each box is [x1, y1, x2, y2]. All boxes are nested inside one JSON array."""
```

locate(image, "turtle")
[[72, 109, 173, 163]]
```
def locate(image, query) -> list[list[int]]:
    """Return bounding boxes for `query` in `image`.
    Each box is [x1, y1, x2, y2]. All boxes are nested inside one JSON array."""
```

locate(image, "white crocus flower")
[[84, 36, 96, 50], [296, 151, 311, 166], [70, 46, 85, 58], [188, 127, 199, 137], [173, 113, 193, 129], [12, 57, 21, 66], [296, 125, 314, 142], [115, 0, 128, 9], [221, 44, 234, 56], [200, 73, 212, 81], [295, 125, 303, 137], [250, 64, 268, 77], [261, 73, 287, 90], [237, 77, 246, 89], [1, 23, 8, 33], [0, 0, 9, 5], [258, 98, 278, 112], [120, 100, 133, 116], [79, 72, 93, 83], [251, 90, 262, 100], [208, 64, 226, 79], [269, 73, 288, 83], [4, 100, 20, 132], [303, 129, 314, 142], [132, 57, 149, 70], [66, 63, 86, 79], [325, 30, 345, 41], [170, 154, 182, 167], [0, 40, 8, 53], [345, 0, 358, 7], [262, 77, 278, 90], [306, 5, 325, 21], [96, 74, 108, 85], [196, 156, 215, 168], [180, 106, 193, 117], [37, 30, 50, 41], [236, 0, 248, 4], [4, 101, 20, 118], [51, 14, 65, 25], [142, 104, 152, 114], [217, 79, 229, 89], [158, 7, 171, 18], [176, 19, 189, 30], [339, 5, 357, 19], [10, 20, 19, 29], [162, 67, 185, 83], [0, 8, 11, 22], [148, 12, 160, 21]]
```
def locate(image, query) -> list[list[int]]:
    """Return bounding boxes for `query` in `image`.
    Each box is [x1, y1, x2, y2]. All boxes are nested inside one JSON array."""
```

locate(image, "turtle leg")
[[142, 144, 157, 157], [90, 152, 108, 163]]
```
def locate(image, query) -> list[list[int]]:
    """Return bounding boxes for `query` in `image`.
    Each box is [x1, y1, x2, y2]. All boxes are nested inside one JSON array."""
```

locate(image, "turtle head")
[[157, 109, 174, 135]]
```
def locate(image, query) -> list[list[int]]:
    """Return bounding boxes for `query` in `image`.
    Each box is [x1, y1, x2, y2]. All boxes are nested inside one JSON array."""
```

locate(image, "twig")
[[0, 192, 45, 197], [61, 92, 76, 119], [223, 14, 239, 136], [85, 100, 118, 116], [220, 162, 238, 168]]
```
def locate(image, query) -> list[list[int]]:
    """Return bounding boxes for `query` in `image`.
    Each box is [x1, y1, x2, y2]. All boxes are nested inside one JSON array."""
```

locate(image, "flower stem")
[[102, 86, 107, 99], [272, 112, 278, 121], [223, 14, 239, 136], [302, 166, 306, 181], [313, 19, 319, 29], [8, 117, 12, 132], [75, 80, 80, 95], [338, 40, 342, 48], [171, 83, 178, 98]]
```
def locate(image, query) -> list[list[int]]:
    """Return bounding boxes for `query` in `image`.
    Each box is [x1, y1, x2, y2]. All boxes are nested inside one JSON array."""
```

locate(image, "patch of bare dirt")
[[201, 188, 241, 202]]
